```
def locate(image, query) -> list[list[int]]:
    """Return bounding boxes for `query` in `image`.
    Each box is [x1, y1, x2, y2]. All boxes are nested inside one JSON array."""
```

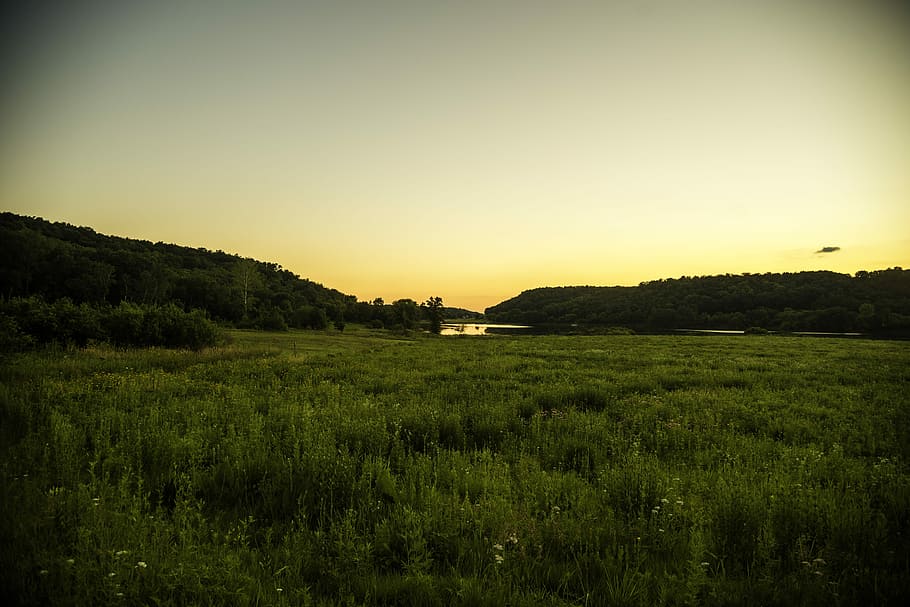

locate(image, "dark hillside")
[[0, 212, 354, 329], [486, 270, 910, 336]]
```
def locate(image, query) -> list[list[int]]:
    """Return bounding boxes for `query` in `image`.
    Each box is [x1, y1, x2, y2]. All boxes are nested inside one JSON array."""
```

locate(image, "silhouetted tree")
[[392, 299, 419, 330], [423, 296, 444, 334]]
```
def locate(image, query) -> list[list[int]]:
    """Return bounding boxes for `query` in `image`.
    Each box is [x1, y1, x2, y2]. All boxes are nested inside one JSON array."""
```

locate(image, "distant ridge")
[[485, 270, 910, 336]]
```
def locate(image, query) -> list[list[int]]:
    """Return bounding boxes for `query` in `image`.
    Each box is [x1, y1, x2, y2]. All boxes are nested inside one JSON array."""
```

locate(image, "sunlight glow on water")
[[440, 324, 530, 336]]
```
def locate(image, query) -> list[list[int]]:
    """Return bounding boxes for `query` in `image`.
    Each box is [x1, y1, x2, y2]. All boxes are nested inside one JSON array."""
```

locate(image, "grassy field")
[[1, 329, 908, 606]]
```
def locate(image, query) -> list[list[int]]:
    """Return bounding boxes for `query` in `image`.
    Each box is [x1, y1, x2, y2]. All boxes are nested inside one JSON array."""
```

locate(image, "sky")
[[1, 0, 908, 312]]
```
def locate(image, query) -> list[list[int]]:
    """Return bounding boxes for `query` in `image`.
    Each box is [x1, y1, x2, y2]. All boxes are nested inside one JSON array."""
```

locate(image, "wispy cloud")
[[815, 246, 841, 254]]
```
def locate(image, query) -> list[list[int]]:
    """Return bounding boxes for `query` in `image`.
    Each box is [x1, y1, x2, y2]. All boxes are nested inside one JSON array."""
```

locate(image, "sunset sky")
[[1, 1, 908, 312]]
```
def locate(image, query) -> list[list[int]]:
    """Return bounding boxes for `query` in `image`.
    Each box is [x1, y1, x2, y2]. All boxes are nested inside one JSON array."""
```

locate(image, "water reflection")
[[440, 323, 530, 336]]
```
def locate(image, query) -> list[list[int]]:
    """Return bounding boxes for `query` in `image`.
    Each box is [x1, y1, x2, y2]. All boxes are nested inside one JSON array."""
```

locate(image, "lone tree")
[[423, 296, 444, 334]]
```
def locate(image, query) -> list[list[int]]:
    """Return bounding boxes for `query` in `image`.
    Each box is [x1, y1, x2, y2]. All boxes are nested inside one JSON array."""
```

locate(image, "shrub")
[[0, 297, 221, 350], [0, 315, 33, 352], [106, 302, 145, 345], [258, 308, 289, 332]]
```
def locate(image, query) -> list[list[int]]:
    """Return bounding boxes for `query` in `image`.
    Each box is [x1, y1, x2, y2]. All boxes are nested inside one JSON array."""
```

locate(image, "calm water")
[[440, 323, 531, 336], [676, 329, 865, 337]]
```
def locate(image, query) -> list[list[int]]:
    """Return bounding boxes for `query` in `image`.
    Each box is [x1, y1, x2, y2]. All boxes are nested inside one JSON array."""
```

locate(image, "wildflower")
[[92, 497, 101, 507], [651, 508, 659, 514], [115, 550, 129, 557], [108, 572, 117, 578], [658, 528, 665, 533], [661, 498, 669, 504], [493, 544, 504, 552], [675, 500, 683, 506], [276, 588, 283, 593], [507, 533, 519, 545], [494, 554, 504, 564], [66, 559, 75, 566], [700, 561, 709, 567], [136, 561, 147, 569], [116, 592, 124, 598], [551, 505, 561, 514], [39, 569, 49, 576]]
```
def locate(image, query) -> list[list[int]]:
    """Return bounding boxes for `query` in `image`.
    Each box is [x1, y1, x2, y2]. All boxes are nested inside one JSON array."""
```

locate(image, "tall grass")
[[1, 332, 908, 605]]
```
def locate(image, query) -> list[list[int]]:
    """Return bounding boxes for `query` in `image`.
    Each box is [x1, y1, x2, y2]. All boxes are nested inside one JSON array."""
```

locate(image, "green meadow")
[[1, 330, 908, 606]]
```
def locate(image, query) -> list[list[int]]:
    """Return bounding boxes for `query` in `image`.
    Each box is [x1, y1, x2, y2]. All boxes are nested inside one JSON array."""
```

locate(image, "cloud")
[[815, 246, 841, 254]]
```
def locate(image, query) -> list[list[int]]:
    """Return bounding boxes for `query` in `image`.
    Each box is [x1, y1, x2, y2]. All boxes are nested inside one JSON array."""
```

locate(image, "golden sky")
[[1, 0, 908, 311]]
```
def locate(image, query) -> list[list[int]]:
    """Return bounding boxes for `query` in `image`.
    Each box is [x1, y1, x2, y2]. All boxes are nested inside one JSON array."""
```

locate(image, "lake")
[[440, 323, 531, 336]]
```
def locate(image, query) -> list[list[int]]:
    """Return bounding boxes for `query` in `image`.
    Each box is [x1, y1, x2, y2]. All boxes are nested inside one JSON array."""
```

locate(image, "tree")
[[858, 303, 877, 332], [232, 259, 263, 319], [391, 299, 419, 330], [332, 305, 346, 332], [423, 296, 444, 334]]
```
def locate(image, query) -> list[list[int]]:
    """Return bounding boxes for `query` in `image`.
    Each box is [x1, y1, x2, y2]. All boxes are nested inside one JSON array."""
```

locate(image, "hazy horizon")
[[2, 1, 908, 311]]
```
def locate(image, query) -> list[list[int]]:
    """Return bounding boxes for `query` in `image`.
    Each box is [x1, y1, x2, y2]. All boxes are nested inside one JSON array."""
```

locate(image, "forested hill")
[[0, 212, 354, 328], [485, 270, 910, 336]]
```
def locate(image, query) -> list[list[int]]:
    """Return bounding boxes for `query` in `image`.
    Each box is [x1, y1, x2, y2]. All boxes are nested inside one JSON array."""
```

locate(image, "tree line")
[[484, 269, 910, 336], [0, 213, 355, 329], [0, 297, 220, 350], [0, 213, 459, 347]]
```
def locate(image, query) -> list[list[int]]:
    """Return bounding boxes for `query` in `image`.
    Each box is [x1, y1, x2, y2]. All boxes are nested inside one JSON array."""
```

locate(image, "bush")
[[258, 308, 289, 332], [1, 297, 221, 350], [0, 315, 33, 352], [290, 305, 329, 330], [130, 303, 221, 349], [107, 302, 145, 345]]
